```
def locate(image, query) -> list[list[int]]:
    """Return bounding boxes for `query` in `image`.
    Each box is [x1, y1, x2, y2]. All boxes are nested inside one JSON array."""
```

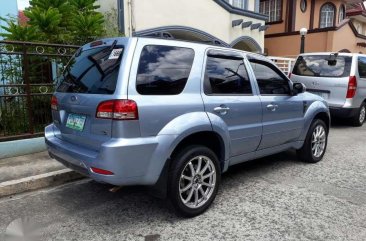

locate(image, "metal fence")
[[0, 40, 79, 142]]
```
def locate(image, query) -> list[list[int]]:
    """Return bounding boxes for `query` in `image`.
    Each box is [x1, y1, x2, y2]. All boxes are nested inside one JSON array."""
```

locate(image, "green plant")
[[1, 0, 107, 45]]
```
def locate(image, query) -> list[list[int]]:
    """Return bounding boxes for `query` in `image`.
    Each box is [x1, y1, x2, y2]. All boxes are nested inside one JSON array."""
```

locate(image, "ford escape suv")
[[45, 37, 330, 217], [291, 53, 366, 126]]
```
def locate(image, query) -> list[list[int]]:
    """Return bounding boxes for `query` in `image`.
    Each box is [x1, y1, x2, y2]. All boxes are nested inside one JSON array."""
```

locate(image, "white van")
[[291, 53, 366, 126]]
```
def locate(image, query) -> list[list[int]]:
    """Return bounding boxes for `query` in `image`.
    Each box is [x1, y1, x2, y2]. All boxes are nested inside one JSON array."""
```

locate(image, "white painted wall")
[[96, 0, 117, 13], [124, 0, 264, 47], [96, 0, 265, 49]]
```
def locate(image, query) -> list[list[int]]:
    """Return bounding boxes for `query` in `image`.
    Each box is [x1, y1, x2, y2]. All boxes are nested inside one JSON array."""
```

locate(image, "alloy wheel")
[[179, 155, 216, 209], [359, 106, 366, 124], [311, 125, 326, 158]]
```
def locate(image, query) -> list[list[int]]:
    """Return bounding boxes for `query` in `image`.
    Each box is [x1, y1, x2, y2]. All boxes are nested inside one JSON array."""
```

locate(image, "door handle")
[[266, 104, 278, 111], [214, 105, 230, 115]]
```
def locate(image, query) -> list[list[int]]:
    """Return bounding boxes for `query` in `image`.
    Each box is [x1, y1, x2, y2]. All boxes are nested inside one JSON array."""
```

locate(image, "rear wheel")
[[297, 119, 328, 163], [168, 145, 220, 217], [350, 103, 365, 127]]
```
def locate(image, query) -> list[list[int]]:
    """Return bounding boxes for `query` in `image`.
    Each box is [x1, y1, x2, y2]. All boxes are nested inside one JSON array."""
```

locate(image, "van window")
[[204, 56, 252, 95], [136, 45, 195, 95], [358, 57, 366, 78], [57, 46, 123, 94], [292, 55, 352, 77], [249, 59, 291, 95]]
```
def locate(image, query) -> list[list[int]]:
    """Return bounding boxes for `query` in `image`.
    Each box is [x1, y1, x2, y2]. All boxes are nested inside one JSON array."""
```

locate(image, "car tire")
[[297, 119, 328, 163], [350, 103, 366, 127], [168, 145, 221, 217]]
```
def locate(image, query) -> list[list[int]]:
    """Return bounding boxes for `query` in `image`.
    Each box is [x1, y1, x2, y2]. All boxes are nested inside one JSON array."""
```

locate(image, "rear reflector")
[[51, 95, 58, 110], [96, 99, 138, 120], [346, 76, 357, 99], [91, 167, 114, 175]]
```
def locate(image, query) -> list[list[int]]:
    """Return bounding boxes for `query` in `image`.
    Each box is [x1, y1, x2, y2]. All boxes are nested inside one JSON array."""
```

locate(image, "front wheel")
[[168, 145, 220, 217], [297, 119, 328, 163], [350, 103, 365, 127]]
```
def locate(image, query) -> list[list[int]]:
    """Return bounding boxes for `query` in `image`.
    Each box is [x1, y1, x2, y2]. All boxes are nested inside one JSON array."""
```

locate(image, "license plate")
[[66, 114, 86, 131], [310, 91, 329, 99]]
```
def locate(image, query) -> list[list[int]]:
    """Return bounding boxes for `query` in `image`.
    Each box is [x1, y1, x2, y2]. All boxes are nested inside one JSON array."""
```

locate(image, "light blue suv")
[[45, 37, 330, 217]]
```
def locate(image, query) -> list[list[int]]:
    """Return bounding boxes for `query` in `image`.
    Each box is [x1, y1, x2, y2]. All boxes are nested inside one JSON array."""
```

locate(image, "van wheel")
[[350, 103, 365, 127], [168, 145, 220, 217], [297, 119, 328, 163]]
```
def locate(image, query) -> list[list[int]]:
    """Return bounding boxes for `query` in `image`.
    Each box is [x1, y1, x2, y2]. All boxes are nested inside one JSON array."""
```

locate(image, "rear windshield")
[[292, 55, 352, 77], [57, 46, 123, 94]]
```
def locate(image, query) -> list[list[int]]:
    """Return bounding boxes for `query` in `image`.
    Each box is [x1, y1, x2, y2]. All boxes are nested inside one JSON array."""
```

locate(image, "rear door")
[[201, 49, 262, 157], [248, 56, 304, 149], [291, 54, 352, 107], [52, 38, 134, 150]]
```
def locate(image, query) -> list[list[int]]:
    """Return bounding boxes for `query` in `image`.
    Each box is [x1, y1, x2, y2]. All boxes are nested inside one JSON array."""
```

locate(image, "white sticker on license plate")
[[66, 114, 86, 131]]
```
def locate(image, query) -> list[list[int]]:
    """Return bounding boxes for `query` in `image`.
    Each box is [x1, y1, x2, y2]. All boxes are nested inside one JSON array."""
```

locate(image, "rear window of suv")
[[57, 46, 123, 94], [136, 45, 195, 95], [292, 55, 352, 77]]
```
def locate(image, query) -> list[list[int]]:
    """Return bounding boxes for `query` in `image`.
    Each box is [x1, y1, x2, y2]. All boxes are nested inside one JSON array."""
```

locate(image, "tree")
[[0, 0, 106, 45]]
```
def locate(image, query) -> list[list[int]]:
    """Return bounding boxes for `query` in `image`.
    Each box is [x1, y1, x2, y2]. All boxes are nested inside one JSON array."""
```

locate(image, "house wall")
[[96, 0, 117, 13], [265, 0, 287, 34], [264, 0, 366, 56], [352, 19, 366, 35], [295, 0, 311, 30], [123, 0, 265, 48], [331, 22, 365, 53], [312, 0, 344, 28], [265, 31, 328, 57]]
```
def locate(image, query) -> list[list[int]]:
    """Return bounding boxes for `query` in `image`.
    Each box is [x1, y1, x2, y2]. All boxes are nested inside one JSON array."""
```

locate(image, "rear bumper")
[[45, 124, 173, 186], [329, 107, 358, 118]]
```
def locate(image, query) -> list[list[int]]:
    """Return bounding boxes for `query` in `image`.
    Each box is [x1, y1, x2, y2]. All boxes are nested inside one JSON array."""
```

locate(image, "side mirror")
[[292, 82, 306, 95]]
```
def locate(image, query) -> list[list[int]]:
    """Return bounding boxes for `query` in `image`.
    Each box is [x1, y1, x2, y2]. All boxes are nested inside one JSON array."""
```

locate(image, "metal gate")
[[0, 40, 79, 141]]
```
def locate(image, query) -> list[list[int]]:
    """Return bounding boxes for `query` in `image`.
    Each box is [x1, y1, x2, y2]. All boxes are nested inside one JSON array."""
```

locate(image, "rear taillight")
[[91, 167, 114, 175], [346, 76, 357, 99], [96, 99, 138, 120], [51, 95, 58, 110], [288, 73, 292, 79]]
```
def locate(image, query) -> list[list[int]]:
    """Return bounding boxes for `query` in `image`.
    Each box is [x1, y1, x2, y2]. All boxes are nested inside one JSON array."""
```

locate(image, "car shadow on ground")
[[329, 117, 358, 129], [46, 149, 303, 227]]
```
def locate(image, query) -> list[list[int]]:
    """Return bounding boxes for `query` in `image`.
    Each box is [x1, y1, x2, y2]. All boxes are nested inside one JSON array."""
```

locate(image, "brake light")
[[91, 167, 114, 175], [51, 95, 58, 110], [96, 100, 138, 120], [346, 76, 357, 98]]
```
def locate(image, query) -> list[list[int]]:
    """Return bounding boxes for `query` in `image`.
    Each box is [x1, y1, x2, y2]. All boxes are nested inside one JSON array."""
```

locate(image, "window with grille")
[[320, 3, 335, 28], [224, 0, 247, 9], [260, 0, 282, 22]]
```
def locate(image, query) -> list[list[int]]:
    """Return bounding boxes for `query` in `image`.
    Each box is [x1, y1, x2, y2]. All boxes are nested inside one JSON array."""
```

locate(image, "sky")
[[17, 0, 30, 10]]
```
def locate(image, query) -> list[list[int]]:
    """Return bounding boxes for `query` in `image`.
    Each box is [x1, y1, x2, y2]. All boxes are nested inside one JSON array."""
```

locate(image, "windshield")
[[292, 55, 352, 78], [57, 46, 123, 94]]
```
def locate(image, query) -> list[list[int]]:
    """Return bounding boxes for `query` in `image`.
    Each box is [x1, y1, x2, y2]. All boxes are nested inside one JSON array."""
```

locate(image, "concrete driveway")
[[1, 123, 366, 241]]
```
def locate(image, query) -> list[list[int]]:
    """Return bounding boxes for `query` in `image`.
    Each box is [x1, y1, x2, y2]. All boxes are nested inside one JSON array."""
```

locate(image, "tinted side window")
[[249, 60, 291, 95], [204, 57, 252, 94], [358, 57, 366, 78], [136, 45, 195, 95]]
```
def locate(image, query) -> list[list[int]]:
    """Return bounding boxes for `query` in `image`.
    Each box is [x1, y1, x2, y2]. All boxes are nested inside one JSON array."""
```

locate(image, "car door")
[[201, 49, 262, 157], [248, 56, 304, 150]]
